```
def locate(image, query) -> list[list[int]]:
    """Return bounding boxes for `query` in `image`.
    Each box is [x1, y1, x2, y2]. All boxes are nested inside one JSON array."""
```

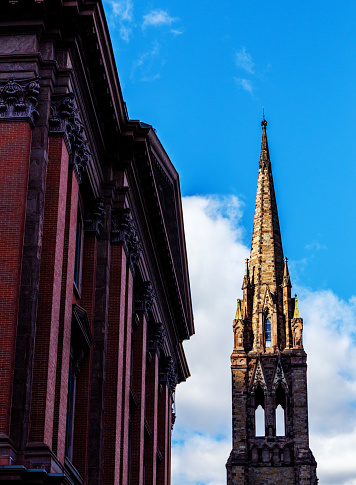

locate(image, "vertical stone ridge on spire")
[[249, 118, 284, 348]]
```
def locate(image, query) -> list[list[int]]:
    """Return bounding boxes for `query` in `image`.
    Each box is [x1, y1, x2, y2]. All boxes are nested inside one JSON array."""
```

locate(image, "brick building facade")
[[226, 119, 318, 484], [0, 1, 194, 484]]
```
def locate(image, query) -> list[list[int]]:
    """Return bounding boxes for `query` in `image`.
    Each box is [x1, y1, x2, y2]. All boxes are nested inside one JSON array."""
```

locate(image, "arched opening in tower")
[[254, 384, 265, 436], [276, 384, 286, 436]]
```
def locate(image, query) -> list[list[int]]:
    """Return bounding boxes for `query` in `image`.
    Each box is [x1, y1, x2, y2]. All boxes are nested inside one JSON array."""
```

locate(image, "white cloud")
[[131, 42, 162, 82], [234, 77, 253, 94], [172, 194, 356, 485], [235, 46, 255, 74], [172, 433, 231, 485], [172, 195, 248, 484], [142, 9, 177, 28], [105, 0, 134, 42]]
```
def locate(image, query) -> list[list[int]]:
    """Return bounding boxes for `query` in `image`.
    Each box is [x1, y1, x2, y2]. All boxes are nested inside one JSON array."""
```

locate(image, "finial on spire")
[[293, 294, 301, 319], [261, 108, 267, 128], [235, 299, 243, 320], [245, 258, 249, 276], [283, 257, 289, 276]]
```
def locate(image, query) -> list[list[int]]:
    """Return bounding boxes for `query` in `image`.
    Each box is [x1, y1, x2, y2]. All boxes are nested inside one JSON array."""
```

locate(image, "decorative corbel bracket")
[[111, 208, 142, 273], [135, 281, 155, 318], [84, 197, 105, 237], [49, 93, 91, 183]]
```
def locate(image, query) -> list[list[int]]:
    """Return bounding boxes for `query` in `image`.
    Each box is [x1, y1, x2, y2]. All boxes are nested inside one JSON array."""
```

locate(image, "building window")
[[65, 352, 77, 462], [255, 384, 265, 437], [65, 305, 93, 464], [265, 314, 272, 348], [74, 201, 84, 295]]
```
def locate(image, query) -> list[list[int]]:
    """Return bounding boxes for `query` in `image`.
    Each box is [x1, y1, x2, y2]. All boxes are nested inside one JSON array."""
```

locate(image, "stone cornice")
[[0, 77, 40, 126]]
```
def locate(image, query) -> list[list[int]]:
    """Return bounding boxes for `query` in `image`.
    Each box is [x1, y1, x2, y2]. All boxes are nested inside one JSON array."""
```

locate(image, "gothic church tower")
[[226, 119, 317, 485]]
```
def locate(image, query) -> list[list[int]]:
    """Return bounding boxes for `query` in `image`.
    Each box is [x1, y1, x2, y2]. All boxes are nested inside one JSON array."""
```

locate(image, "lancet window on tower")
[[254, 384, 265, 437], [275, 384, 286, 436], [265, 313, 272, 348]]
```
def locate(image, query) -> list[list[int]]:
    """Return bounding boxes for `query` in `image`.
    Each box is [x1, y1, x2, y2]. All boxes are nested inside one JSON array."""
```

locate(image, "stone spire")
[[250, 117, 284, 293]]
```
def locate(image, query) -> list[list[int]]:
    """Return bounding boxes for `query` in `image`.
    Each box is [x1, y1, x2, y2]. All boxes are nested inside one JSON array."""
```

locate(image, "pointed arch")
[[276, 383, 286, 436], [254, 384, 265, 437]]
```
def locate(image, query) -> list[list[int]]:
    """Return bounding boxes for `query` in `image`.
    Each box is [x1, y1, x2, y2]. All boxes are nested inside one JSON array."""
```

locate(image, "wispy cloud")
[[106, 0, 134, 42], [171, 29, 183, 36], [131, 42, 162, 82], [235, 46, 255, 74], [305, 241, 327, 252], [142, 9, 178, 28], [234, 77, 253, 94]]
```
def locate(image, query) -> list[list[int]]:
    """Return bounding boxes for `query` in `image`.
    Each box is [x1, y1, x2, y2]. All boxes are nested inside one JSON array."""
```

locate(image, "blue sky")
[[102, 1, 356, 483], [103, 0, 356, 301]]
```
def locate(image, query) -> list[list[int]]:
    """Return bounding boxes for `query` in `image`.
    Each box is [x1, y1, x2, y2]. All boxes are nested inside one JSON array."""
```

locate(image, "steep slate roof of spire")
[[249, 119, 284, 295]]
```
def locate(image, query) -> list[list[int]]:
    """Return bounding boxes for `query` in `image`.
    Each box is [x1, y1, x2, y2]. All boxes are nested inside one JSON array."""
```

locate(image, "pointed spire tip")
[[293, 294, 301, 319], [261, 108, 267, 128]]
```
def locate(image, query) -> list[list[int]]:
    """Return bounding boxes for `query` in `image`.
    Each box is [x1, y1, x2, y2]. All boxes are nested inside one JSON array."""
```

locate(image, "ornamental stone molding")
[[49, 94, 91, 183], [84, 197, 105, 237], [111, 208, 142, 270], [135, 281, 155, 316], [272, 358, 289, 393], [148, 322, 166, 352], [159, 357, 178, 396], [251, 359, 267, 392], [0, 77, 40, 126]]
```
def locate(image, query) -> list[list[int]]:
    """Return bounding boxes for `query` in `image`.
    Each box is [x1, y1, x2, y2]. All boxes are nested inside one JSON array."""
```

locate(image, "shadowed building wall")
[[0, 1, 194, 484]]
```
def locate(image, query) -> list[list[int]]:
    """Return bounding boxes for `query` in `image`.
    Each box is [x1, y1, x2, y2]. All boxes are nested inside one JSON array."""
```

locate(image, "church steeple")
[[226, 119, 317, 485]]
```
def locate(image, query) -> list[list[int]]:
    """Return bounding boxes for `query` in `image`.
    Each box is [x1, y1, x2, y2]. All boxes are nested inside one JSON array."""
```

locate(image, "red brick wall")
[[30, 136, 69, 445], [120, 268, 134, 484], [145, 352, 159, 484], [102, 244, 127, 485], [130, 311, 148, 484], [0, 122, 31, 434], [157, 384, 171, 485], [52, 169, 79, 462], [73, 233, 97, 482]]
